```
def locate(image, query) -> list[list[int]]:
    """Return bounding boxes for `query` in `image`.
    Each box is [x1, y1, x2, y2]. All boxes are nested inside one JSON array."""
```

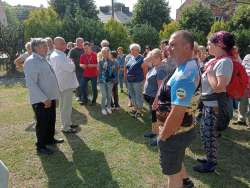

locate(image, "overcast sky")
[[5, 0, 181, 20]]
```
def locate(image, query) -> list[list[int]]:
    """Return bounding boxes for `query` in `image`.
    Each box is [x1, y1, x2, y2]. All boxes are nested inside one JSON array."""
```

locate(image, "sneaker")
[[76, 97, 81, 101], [114, 107, 119, 110], [247, 125, 250, 130], [107, 107, 112, 114], [90, 101, 96, 106], [119, 89, 123, 93], [197, 158, 217, 167], [193, 165, 215, 173], [232, 120, 247, 125], [144, 132, 157, 138], [79, 100, 88, 105], [102, 109, 107, 115], [111, 107, 115, 110], [182, 179, 196, 188], [149, 138, 157, 146]]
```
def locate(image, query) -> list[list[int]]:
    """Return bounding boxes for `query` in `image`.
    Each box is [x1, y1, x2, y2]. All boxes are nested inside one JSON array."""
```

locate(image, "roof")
[[98, 10, 134, 24]]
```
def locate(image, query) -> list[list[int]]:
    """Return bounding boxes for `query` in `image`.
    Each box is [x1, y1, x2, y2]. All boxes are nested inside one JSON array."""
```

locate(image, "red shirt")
[[79, 51, 98, 77]]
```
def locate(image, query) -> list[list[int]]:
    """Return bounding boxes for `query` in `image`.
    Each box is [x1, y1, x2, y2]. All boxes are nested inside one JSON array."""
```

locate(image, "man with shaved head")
[[155, 30, 201, 188], [50, 37, 79, 133]]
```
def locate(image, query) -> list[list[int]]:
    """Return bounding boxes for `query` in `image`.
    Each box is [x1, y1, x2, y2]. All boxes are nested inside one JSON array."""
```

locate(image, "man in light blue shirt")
[[24, 38, 63, 155]]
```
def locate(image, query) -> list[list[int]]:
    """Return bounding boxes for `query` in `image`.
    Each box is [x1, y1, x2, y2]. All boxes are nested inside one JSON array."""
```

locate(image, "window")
[[215, 16, 223, 22]]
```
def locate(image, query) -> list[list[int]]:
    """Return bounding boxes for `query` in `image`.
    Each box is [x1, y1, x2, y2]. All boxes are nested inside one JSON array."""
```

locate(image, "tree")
[[131, 24, 160, 53], [105, 2, 126, 11], [232, 25, 250, 59], [178, 1, 214, 37], [207, 20, 230, 39], [189, 28, 208, 46], [0, 22, 25, 71], [159, 21, 179, 40], [3, 2, 19, 25], [230, 4, 250, 30], [128, 0, 171, 32], [61, 7, 109, 46], [104, 18, 131, 54], [23, 8, 62, 42], [11, 5, 40, 23], [49, 0, 99, 20]]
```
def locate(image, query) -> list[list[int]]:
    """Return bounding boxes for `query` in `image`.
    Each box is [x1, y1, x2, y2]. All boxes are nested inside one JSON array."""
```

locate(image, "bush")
[[159, 21, 179, 40]]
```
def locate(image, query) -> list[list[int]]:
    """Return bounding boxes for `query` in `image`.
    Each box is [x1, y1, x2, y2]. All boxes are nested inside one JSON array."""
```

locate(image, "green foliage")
[[23, 8, 62, 42], [49, 0, 99, 20], [105, 3, 126, 11], [178, 1, 214, 37], [104, 18, 131, 54], [231, 4, 250, 30], [128, 0, 171, 32], [61, 7, 109, 46], [159, 21, 179, 40], [10, 5, 40, 23], [188, 28, 208, 46], [232, 25, 250, 59], [0, 22, 25, 71], [3, 2, 19, 25], [131, 24, 160, 53], [207, 20, 230, 39]]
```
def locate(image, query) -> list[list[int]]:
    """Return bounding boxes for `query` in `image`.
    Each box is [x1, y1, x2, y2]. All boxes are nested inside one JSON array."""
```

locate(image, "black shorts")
[[157, 128, 196, 175]]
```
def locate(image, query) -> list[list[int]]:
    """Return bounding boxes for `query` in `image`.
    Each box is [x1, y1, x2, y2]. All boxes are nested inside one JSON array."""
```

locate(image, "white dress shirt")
[[24, 52, 61, 105], [50, 49, 79, 92]]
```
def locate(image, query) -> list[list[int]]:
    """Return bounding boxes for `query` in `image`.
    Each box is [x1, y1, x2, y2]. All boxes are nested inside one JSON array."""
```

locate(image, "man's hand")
[[80, 64, 87, 69], [44, 99, 51, 108]]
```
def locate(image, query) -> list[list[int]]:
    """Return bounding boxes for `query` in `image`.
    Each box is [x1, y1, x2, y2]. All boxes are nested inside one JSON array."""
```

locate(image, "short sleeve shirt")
[[157, 59, 201, 133], [70, 47, 85, 72], [144, 66, 167, 97], [79, 51, 98, 77], [117, 54, 126, 74], [21, 52, 31, 60], [202, 57, 233, 107], [91, 45, 101, 53], [126, 55, 144, 83]]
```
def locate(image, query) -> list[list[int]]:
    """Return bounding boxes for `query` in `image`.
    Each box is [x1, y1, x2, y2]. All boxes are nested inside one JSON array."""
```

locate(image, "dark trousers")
[[32, 100, 56, 149], [80, 75, 98, 101], [111, 83, 119, 107], [76, 70, 88, 98]]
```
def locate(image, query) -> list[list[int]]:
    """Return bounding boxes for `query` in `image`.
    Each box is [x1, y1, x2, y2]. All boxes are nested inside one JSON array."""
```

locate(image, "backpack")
[[205, 55, 249, 99]]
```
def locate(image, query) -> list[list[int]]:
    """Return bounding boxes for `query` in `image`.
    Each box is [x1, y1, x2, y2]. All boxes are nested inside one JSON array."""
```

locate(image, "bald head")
[[172, 30, 194, 50], [54, 37, 66, 52]]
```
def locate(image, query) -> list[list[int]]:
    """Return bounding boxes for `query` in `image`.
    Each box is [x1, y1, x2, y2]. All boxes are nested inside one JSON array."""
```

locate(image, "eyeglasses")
[[104, 45, 109, 47]]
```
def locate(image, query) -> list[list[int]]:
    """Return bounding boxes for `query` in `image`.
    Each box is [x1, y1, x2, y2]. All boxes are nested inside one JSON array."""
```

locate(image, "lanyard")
[[85, 53, 92, 64]]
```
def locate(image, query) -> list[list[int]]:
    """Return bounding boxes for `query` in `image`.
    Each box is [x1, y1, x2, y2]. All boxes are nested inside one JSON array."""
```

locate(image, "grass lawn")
[[0, 83, 250, 188]]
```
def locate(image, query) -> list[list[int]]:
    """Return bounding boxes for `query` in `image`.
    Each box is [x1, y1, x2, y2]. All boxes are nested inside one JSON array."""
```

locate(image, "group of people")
[[1, 29, 249, 188]]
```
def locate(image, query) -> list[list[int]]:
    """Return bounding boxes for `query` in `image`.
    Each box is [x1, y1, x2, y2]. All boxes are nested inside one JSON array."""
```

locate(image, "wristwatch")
[[207, 70, 213, 74], [160, 136, 167, 141]]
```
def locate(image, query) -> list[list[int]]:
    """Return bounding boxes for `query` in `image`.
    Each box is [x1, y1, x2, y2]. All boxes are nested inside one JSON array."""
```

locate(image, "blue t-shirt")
[[126, 55, 144, 83], [117, 55, 126, 74], [144, 66, 167, 97], [157, 59, 201, 132]]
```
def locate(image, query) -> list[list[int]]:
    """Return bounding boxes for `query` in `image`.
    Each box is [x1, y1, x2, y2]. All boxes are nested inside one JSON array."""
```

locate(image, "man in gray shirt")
[[90, 40, 101, 53], [24, 38, 63, 155]]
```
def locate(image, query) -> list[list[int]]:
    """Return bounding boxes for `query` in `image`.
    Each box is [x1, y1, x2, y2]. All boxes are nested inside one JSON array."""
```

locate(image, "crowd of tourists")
[[1, 29, 250, 188]]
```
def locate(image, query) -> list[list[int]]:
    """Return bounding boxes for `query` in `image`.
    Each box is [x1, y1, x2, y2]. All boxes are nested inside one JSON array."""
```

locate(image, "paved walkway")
[[0, 77, 26, 85]]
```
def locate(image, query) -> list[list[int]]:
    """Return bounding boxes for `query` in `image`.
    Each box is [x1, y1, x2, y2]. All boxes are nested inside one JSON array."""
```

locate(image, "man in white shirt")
[[45, 37, 55, 62], [50, 37, 79, 133]]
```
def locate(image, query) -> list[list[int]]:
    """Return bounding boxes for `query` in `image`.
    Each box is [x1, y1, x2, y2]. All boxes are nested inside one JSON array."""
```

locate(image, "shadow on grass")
[[38, 135, 119, 188], [83, 101, 153, 145], [187, 121, 250, 188]]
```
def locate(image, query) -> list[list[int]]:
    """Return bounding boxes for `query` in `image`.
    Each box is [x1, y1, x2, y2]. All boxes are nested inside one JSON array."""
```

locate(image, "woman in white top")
[[14, 42, 32, 69]]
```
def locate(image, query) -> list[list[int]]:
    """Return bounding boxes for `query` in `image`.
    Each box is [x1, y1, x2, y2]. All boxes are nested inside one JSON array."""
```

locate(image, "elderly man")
[[70, 38, 89, 101], [155, 30, 201, 188], [45, 37, 55, 62], [79, 41, 98, 106], [24, 38, 63, 155], [232, 45, 250, 129], [50, 37, 79, 133]]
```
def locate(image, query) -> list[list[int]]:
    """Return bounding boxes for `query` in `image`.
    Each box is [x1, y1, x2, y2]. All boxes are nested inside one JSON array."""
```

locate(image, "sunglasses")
[[104, 45, 109, 47], [145, 48, 150, 49]]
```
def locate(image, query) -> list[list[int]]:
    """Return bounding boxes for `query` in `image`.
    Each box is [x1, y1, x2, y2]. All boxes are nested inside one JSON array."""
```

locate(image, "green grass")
[[0, 83, 250, 188]]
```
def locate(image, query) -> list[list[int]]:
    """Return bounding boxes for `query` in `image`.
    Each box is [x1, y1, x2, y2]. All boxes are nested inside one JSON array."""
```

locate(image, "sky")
[[5, 0, 181, 20]]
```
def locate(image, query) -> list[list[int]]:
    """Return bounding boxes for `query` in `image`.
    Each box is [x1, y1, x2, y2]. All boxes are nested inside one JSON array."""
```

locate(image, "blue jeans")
[[99, 82, 113, 108], [127, 81, 143, 109], [118, 72, 125, 89], [80, 75, 98, 101]]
